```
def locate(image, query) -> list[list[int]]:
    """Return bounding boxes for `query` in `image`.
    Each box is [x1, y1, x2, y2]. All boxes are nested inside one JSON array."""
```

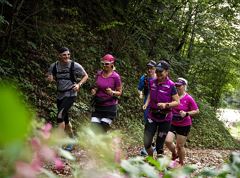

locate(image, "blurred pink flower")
[[113, 137, 121, 144], [31, 154, 43, 171], [13, 122, 66, 178], [114, 149, 121, 163], [113, 137, 122, 163], [41, 123, 52, 139], [101, 172, 125, 178], [54, 157, 64, 170], [159, 172, 164, 178], [39, 145, 56, 161], [14, 161, 39, 178], [31, 137, 41, 151], [169, 160, 177, 169]]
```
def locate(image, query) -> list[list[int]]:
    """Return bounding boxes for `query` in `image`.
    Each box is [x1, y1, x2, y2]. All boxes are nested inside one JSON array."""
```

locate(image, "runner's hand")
[[157, 103, 166, 109], [143, 104, 147, 110], [179, 110, 187, 117], [106, 88, 113, 96], [47, 74, 54, 82], [73, 83, 80, 92], [91, 88, 97, 95]]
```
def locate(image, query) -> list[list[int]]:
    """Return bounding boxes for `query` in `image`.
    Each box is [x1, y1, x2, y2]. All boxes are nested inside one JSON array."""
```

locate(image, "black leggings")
[[144, 119, 171, 154], [57, 96, 76, 124]]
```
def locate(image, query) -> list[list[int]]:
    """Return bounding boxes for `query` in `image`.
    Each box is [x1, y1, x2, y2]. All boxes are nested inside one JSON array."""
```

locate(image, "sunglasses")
[[147, 66, 155, 70], [101, 62, 112, 66]]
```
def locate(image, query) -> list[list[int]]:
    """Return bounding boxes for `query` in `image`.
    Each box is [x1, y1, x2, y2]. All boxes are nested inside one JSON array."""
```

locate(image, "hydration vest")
[[52, 61, 76, 92], [52, 61, 76, 83]]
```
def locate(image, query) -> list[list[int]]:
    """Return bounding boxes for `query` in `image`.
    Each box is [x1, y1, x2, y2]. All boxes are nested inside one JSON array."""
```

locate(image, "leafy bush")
[[0, 85, 239, 178], [189, 99, 239, 148]]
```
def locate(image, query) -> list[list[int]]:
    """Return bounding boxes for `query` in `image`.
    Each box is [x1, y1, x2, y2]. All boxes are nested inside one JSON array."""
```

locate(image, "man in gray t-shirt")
[[47, 47, 88, 147]]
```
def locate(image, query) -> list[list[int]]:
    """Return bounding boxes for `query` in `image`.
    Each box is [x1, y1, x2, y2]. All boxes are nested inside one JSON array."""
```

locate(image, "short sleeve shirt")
[[148, 77, 177, 122], [172, 93, 198, 126], [48, 60, 87, 99], [95, 70, 122, 106]]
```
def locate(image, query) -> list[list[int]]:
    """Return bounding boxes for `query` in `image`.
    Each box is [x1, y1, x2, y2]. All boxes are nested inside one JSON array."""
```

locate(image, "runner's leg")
[[144, 119, 157, 156], [176, 134, 187, 165], [57, 97, 75, 135], [165, 131, 178, 159], [155, 121, 171, 155]]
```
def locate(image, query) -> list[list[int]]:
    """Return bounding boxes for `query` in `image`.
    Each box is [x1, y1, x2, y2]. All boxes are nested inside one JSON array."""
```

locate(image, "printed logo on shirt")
[[158, 89, 168, 93], [161, 84, 170, 88], [151, 84, 157, 91]]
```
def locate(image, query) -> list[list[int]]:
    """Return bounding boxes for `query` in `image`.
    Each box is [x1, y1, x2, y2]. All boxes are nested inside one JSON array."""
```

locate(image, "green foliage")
[[0, 0, 12, 7], [0, 87, 239, 178], [0, 84, 31, 177], [77, 127, 121, 169], [99, 21, 125, 31], [0, 84, 32, 146], [189, 99, 238, 148], [0, 15, 8, 26], [49, 104, 57, 121], [120, 152, 240, 178], [0, 0, 239, 151]]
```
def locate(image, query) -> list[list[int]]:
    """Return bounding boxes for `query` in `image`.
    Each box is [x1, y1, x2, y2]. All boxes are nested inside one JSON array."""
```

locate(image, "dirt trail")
[[127, 146, 237, 167], [52, 146, 239, 177]]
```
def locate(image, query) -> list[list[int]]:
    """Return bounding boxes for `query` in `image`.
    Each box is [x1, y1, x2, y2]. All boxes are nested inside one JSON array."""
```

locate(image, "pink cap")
[[102, 54, 115, 63]]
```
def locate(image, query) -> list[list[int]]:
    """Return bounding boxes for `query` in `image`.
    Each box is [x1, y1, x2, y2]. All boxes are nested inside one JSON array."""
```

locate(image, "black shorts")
[[169, 125, 191, 137], [92, 105, 117, 120], [57, 96, 76, 124]]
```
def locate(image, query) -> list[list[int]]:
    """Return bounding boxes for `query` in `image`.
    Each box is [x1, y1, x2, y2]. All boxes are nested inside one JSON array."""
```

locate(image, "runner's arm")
[[143, 94, 150, 110]]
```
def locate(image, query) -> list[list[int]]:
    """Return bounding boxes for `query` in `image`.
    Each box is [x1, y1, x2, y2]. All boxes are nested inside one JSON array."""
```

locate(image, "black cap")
[[146, 60, 156, 67], [58, 47, 70, 54], [156, 60, 170, 72]]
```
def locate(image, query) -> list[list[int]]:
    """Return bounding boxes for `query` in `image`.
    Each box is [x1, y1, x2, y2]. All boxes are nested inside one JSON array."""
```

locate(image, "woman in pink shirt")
[[165, 78, 199, 166], [91, 54, 122, 132], [143, 60, 180, 157]]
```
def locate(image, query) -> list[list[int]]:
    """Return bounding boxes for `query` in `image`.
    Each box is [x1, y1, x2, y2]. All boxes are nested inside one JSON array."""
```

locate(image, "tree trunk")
[[0, 0, 25, 53]]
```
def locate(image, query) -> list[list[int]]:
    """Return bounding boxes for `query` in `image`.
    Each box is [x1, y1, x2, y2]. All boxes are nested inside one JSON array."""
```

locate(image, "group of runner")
[[47, 47, 122, 150], [47, 47, 199, 166], [138, 60, 199, 165]]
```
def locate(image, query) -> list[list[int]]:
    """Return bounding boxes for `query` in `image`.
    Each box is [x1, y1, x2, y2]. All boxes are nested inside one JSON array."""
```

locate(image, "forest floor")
[[49, 145, 239, 178], [45, 108, 240, 177]]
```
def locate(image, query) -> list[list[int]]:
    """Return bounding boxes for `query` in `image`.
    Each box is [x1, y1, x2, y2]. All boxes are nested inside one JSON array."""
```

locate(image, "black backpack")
[[52, 60, 76, 83]]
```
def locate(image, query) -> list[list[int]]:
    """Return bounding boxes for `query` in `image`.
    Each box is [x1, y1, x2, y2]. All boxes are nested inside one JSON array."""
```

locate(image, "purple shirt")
[[172, 93, 198, 126], [95, 70, 122, 106], [148, 77, 177, 122]]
